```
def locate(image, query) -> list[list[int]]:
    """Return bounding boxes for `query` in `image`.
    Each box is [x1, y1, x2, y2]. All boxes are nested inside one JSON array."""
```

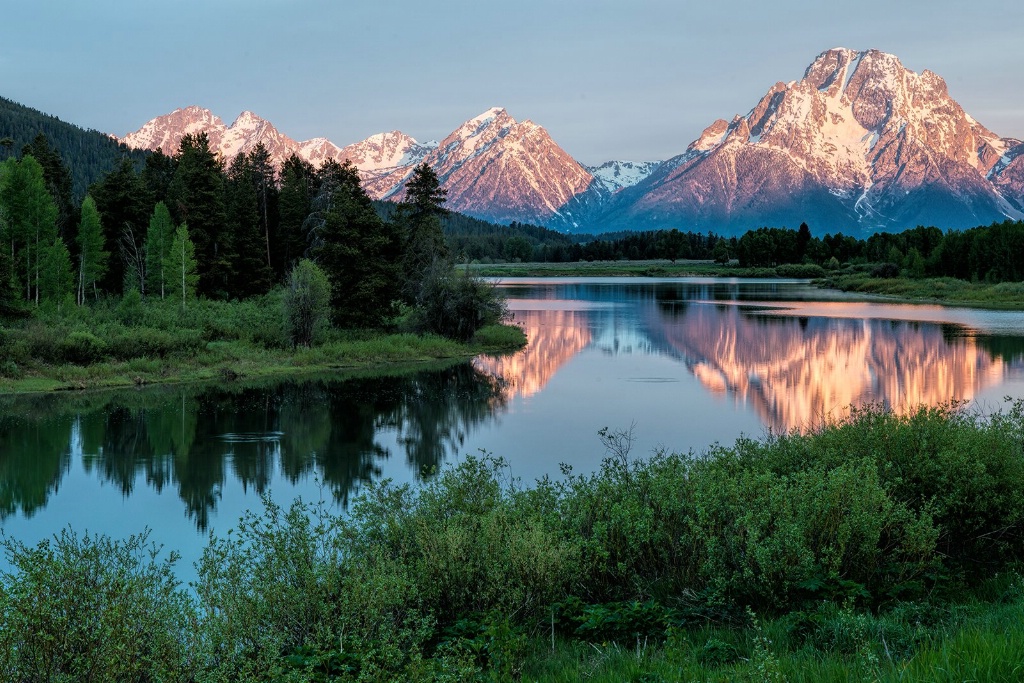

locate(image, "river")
[[3, 277, 1024, 578]]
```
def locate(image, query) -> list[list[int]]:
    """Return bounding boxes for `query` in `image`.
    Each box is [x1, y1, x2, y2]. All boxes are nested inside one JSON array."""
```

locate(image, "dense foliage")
[[0, 403, 1022, 680], [0, 134, 504, 343], [0, 96, 149, 197]]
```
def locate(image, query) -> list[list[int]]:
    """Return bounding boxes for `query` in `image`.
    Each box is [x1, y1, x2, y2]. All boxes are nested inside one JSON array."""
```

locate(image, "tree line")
[[733, 221, 1024, 282], [0, 131, 506, 340]]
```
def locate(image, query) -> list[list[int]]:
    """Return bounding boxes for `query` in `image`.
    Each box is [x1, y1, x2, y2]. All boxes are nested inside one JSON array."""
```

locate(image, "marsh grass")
[[821, 272, 1024, 309]]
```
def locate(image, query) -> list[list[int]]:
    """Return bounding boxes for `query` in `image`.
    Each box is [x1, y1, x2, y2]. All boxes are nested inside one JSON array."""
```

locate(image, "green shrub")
[[196, 497, 352, 679], [0, 529, 198, 682], [776, 263, 827, 278], [411, 268, 508, 341], [283, 259, 331, 347], [61, 330, 107, 364]]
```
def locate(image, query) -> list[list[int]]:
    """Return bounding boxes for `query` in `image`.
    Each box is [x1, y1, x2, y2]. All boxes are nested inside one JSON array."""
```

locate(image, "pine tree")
[[226, 151, 274, 297], [165, 223, 198, 309], [144, 202, 175, 300], [396, 163, 450, 302], [76, 195, 108, 304], [310, 161, 401, 327], [90, 158, 149, 294], [141, 148, 176, 207], [247, 143, 278, 272], [277, 154, 316, 277], [168, 133, 230, 298]]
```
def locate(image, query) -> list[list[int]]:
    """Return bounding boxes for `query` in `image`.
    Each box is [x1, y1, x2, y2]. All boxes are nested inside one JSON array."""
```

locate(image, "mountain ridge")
[[117, 48, 1024, 235]]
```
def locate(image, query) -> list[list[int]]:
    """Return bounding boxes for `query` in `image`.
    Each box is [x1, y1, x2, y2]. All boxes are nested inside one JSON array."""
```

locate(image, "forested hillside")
[[0, 97, 148, 197]]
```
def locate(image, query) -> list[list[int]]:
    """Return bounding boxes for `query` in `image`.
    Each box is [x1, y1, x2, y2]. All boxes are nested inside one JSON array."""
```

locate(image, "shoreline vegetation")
[[470, 259, 1024, 310], [1, 402, 1022, 680], [0, 292, 525, 395]]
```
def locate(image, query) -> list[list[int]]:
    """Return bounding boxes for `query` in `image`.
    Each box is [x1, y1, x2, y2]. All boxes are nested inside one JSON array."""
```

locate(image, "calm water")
[[4, 277, 1024, 577]]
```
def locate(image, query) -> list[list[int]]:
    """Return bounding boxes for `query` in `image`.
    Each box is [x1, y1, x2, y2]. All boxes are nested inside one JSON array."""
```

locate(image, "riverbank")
[[817, 272, 1024, 310], [0, 294, 526, 395], [471, 260, 1024, 310], [1, 402, 1021, 680], [466, 259, 826, 279]]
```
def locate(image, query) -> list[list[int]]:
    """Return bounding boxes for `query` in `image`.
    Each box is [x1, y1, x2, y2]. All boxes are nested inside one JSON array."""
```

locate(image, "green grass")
[[0, 294, 527, 395], [467, 259, 829, 279], [820, 272, 1024, 309]]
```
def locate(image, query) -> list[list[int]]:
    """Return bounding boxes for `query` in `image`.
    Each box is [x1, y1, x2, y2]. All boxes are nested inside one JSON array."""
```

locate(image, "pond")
[[3, 277, 1024, 578]]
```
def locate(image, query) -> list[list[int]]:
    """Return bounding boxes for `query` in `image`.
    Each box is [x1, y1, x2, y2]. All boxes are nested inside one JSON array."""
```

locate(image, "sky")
[[1, 0, 1022, 166]]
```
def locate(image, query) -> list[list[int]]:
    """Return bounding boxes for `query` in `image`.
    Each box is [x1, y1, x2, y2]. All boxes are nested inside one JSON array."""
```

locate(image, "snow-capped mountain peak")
[[602, 46, 1024, 234]]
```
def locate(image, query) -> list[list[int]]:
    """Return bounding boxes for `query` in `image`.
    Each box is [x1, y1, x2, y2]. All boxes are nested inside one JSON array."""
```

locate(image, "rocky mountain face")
[[121, 106, 597, 227], [602, 48, 1023, 234], [120, 49, 1024, 234], [370, 108, 605, 228]]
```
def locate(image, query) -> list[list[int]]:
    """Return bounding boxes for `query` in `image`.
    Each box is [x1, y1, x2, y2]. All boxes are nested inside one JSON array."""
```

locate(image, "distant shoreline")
[[468, 261, 1024, 310]]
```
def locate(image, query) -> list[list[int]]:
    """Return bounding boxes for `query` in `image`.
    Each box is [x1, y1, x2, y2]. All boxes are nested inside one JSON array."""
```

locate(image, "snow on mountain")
[[119, 53, 1024, 233], [121, 105, 228, 155], [603, 48, 1024, 234], [367, 107, 603, 228], [586, 160, 662, 193], [120, 109, 429, 179]]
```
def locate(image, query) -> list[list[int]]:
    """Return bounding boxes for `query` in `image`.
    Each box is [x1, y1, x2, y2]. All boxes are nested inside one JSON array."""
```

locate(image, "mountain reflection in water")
[[474, 281, 1023, 433], [2, 279, 1024, 541]]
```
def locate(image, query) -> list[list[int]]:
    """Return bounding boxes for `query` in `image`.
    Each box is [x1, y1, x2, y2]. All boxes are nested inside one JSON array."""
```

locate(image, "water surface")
[[3, 278, 1024, 576]]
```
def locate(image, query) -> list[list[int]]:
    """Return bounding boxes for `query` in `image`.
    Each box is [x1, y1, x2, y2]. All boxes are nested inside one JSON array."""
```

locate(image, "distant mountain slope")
[[601, 48, 1024, 235], [115, 49, 1024, 235], [0, 96, 148, 197], [369, 108, 606, 229]]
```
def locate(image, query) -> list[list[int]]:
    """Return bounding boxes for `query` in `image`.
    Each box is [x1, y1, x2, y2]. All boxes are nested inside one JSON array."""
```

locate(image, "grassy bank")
[[0, 292, 526, 394], [466, 259, 827, 279], [2, 402, 1023, 680], [818, 271, 1024, 309]]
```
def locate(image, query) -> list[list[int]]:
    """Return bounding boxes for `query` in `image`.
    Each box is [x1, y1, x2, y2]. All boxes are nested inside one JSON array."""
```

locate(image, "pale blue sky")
[[1, 0, 1021, 165]]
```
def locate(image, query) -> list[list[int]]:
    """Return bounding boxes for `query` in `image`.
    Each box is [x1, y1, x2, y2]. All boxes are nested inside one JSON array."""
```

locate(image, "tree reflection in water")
[[0, 362, 507, 530]]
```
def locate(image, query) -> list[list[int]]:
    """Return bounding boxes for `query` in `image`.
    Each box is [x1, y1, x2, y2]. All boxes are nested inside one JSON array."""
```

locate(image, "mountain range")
[[119, 48, 1024, 235]]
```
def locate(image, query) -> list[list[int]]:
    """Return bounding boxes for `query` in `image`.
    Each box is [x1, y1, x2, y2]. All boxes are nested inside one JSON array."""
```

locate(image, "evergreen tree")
[[141, 148, 175, 208], [225, 151, 274, 297], [247, 143, 278, 272], [276, 154, 316, 277], [90, 158, 149, 294], [396, 163, 450, 302], [75, 195, 107, 304], [168, 133, 230, 298], [144, 202, 175, 300], [21, 133, 75, 243], [310, 161, 401, 327], [0, 161, 18, 315], [165, 223, 198, 308], [0, 155, 58, 305], [39, 236, 73, 311]]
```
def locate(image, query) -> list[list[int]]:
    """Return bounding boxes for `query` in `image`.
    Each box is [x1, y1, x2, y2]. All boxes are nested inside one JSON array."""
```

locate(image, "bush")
[[776, 263, 827, 278], [61, 330, 107, 364], [283, 259, 331, 347], [411, 267, 508, 341], [870, 262, 901, 278], [196, 497, 353, 679], [0, 529, 198, 681]]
